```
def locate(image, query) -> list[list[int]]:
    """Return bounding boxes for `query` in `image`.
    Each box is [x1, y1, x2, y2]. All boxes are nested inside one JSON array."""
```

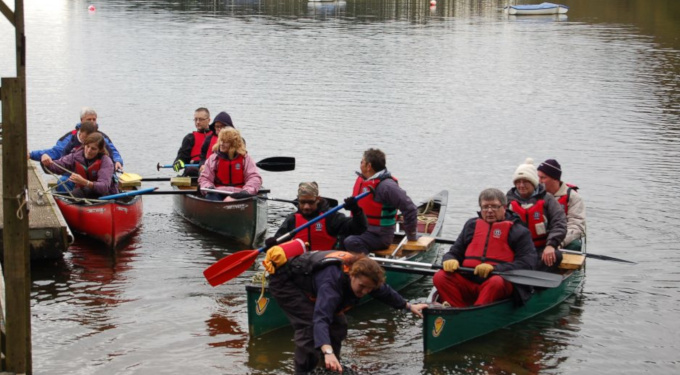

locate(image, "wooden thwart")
[[373, 236, 435, 257], [170, 176, 193, 187], [559, 253, 585, 270]]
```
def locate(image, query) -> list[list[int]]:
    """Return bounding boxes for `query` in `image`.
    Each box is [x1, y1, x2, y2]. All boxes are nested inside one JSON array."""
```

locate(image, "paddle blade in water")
[[203, 250, 260, 287]]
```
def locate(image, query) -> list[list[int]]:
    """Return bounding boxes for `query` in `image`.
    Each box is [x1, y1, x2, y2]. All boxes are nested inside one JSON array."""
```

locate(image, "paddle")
[[371, 257, 563, 288], [100, 187, 158, 200], [156, 156, 295, 172], [561, 249, 637, 264], [410, 234, 637, 265], [203, 190, 372, 287]]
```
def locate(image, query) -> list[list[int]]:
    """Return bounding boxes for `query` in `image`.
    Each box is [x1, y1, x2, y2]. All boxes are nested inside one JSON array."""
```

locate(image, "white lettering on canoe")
[[116, 207, 129, 214], [224, 204, 247, 211], [86, 208, 106, 213]]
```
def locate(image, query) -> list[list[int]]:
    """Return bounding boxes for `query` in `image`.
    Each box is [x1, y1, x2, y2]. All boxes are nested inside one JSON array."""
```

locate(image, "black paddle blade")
[[256, 157, 295, 172], [586, 253, 637, 264], [495, 269, 563, 288]]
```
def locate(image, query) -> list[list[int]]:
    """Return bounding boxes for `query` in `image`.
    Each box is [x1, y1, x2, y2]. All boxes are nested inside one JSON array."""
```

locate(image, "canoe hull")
[[505, 2, 569, 15], [422, 268, 584, 355], [173, 191, 268, 248], [54, 193, 143, 248], [245, 190, 449, 337]]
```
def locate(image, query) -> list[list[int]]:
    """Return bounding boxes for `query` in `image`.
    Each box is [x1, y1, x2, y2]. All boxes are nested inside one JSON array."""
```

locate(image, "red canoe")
[[54, 190, 144, 248]]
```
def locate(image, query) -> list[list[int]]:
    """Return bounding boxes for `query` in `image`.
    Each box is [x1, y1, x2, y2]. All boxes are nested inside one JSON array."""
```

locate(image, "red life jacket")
[[74, 156, 103, 182], [214, 154, 245, 188], [207, 135, 218, 156], [462, 219, 515, 268], [509, 199, 547, 247], [556, 183, 579, 216], [352, 175, 398, 226], [190, 131, 208, 162], [293, 213, 338, 251]]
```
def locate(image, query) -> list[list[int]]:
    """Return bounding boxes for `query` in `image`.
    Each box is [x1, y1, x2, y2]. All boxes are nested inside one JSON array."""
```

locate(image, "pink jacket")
[[198, 153, 262, 195]]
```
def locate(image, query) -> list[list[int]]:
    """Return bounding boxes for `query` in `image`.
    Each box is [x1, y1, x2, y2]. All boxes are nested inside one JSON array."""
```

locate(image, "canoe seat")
[[559, 253, 585, 270], [171, 177, 193, 187], [119, 180, 141, 188], [372, 236, 435, 257]]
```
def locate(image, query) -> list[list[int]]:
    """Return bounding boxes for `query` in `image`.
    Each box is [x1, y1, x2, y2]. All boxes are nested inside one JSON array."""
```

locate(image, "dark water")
[[2, 0, 679, 373]]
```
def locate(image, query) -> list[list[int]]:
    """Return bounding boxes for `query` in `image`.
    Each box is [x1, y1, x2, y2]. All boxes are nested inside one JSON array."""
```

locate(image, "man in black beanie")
[[538, 159, 586, 250]]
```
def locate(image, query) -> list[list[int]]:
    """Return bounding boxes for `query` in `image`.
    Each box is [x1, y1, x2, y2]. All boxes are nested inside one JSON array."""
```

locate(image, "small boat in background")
[[505, 2, 569, 15]]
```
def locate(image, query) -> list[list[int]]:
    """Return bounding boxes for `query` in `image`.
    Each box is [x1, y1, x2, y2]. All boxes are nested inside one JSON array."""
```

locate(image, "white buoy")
[[429, 0, 436, 5]]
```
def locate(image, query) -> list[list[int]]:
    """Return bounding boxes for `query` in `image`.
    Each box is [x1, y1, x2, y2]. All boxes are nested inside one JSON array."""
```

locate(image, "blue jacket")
[[311, 265, 406, 348], [29, 123, 124, 165]]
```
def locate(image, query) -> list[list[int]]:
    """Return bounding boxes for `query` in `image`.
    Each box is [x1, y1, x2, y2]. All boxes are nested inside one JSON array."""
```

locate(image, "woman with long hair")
[[43, 132, 119, 198], [198, 127, 262, 201]]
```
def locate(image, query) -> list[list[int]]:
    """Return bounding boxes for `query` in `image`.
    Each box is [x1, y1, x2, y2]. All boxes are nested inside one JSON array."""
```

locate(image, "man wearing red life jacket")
[[266, 182, 368, 251], [265, 249, 428, 374], [172, 107, 211, 177], [538, 158, 586, 251], [507, 158, 567, 271], [433, 188, 536, 307], [343, 148, 419, 254]]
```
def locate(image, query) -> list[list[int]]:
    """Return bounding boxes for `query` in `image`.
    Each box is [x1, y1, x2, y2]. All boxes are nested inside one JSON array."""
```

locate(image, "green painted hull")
[[172, 189, 267, 248], [246, 190, 448, 338], [422, 268, 585, 355]]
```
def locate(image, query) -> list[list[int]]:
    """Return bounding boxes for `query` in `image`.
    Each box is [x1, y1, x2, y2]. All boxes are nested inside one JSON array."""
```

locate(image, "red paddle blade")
[[203, 250, 260, 287]]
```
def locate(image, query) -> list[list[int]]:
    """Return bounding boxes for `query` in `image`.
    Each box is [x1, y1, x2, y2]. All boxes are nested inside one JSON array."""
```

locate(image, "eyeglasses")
[[193, 117, 208, 122], [298, 199, 317, 206], [480, 204, 503, 211]]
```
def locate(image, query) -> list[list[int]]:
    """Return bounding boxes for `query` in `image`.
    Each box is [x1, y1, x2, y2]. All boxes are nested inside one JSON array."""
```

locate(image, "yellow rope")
[[417, 200, 437, 233]]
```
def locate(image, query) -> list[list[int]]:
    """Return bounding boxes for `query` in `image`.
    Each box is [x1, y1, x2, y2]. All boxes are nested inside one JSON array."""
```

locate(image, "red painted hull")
[[54, 193, 144, 248]]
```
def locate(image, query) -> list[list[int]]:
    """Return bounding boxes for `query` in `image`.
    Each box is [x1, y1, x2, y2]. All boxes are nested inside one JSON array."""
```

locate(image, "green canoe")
[[422, 252, 586, 355], [172, 185, 268, 248], [245, 190, 449, 338]]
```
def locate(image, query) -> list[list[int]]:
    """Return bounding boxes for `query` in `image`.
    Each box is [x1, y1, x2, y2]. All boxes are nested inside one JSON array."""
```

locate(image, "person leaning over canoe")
[[507, 158, 567, 272], [537, 158, 586, 251], [28, 106, 125, 172], [263, 245, 428, 374], [42, 132, 119, 199], [198, 127, 262, 202], [343, 148, 419, 254], [433, 188, 537, 307], [264, 182, 368, 251], [171, 107, 211, 177]]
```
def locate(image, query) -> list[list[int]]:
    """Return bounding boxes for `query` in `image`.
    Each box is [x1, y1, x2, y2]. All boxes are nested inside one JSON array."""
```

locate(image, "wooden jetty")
[[0, 149, 72, 260]]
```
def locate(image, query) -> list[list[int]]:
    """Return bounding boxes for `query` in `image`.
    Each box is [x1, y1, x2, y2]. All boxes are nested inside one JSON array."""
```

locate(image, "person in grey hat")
[[537, 159, 586, 250], [507, 157, 566, 272], [265, 182, 368, 251]]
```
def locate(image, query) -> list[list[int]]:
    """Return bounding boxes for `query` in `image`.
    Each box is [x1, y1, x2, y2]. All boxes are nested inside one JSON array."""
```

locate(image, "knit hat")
[[298, 182, 319, 197], [209, 111, 234, 133], [512, 158, 539, 188], [537, 159, 562, 181]]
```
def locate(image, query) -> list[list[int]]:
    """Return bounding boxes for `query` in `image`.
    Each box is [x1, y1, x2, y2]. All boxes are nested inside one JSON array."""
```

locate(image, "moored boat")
[[505, 2, 569, 15], [422, 248, 586, 355], [245, 190, 449, 337], [53, 186, 144, 248], [172, 183, 268, 248]]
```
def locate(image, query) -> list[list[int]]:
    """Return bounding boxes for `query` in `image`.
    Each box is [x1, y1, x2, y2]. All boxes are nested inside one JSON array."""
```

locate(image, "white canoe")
[[505, 2, 569, 15]]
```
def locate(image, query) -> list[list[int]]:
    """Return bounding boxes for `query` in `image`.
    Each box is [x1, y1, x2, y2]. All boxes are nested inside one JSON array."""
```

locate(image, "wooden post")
[[2, 0, 32, 372], [2, 77, 32, 375]]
